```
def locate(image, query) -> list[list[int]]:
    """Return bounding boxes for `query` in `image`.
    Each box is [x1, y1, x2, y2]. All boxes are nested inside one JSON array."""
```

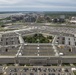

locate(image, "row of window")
[[57, 37, 76, 45]]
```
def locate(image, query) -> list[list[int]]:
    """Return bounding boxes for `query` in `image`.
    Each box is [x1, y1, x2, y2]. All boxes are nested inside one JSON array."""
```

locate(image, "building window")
[[68, 38, 70, 40], [69, 48, 72, 52], [1, 38, 3, 41], [62, 41, 65, 44], [68, 41, 70, 45], [57, 37, 59, 39], [75, 42, 76, 46], [62, 37, 65, 40], [6, 42, 8, 45], [5, 48, 8, 52]]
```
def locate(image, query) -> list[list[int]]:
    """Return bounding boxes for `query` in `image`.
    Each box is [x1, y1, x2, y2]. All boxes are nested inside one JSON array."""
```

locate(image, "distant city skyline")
[[0, 0, 76, 11]]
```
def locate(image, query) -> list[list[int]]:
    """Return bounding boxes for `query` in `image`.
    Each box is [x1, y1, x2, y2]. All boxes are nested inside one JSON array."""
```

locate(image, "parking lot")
[[4, 66, 73, 75]]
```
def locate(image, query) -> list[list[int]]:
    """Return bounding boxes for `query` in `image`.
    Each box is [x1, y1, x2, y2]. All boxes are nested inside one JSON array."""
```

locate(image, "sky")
[[0, 0, 76, 11]]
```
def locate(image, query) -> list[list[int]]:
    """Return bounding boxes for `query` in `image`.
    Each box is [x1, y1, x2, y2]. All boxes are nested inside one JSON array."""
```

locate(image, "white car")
[[59, 53, 64, 56]]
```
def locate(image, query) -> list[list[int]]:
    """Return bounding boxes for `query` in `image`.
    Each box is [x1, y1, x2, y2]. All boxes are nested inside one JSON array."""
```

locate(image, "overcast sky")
[[0, 0, 76, 11]]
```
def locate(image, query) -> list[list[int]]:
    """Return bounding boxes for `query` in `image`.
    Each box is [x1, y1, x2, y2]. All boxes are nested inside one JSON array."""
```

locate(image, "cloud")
[[0, 0, 76, 11], [0, 0, 21, 4]]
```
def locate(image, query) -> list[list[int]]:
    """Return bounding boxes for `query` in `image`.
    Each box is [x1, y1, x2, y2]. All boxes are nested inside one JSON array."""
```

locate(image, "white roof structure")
[[70, 20, 76, 23]]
